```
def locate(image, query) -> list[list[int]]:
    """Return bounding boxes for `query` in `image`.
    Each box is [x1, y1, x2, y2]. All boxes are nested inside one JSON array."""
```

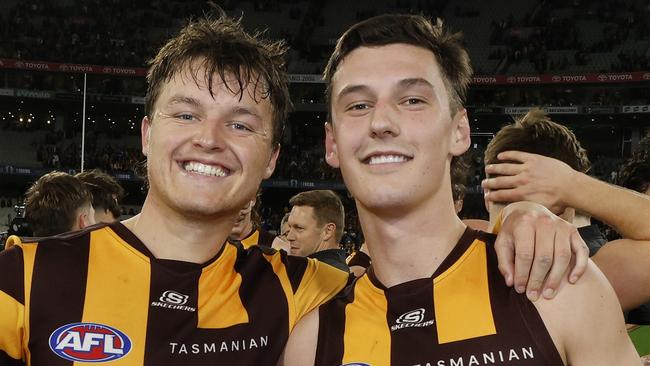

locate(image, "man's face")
[[280, 220, 290, 239], [230, 199, 255, 239], [286, 205, 325, 256], [142, 60, 279, 219], [325, 44, 470, 213]]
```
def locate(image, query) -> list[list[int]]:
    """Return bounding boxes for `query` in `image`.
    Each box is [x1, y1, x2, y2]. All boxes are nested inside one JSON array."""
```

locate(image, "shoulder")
[[0, 242, 25, 271], [534, 260, 615, 319], [240, 240, 279, 256], [309, 249, 350, 273], [5, 223, 112, 251], [0, 243, 27, 305], [533, 260, 632, 361]]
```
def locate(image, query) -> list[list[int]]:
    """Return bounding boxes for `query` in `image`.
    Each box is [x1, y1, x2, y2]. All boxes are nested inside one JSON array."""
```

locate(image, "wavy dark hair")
[[323, 14, 472, 118], [145, 12, 291, 146]]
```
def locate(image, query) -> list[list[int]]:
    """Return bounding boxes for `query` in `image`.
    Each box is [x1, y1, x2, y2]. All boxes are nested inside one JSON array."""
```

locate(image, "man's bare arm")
[[278, 309, 319, 366], [592, 239, 650, 311], [484, 150, 650, 240]]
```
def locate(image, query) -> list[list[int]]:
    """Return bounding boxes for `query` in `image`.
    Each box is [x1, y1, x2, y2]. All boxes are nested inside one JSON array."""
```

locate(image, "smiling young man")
[[280, 14, 639, 365], [0, 15, 348, 365]]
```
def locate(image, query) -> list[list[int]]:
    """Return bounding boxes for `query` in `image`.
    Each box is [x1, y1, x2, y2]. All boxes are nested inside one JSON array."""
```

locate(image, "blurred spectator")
[[76, 168, 125, 223], [286, 190, 348, 272], [24, 171, 95, 236]]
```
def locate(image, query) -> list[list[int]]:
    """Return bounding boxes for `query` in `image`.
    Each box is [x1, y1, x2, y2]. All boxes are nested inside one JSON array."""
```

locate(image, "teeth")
[[368, 155, 408, 165], [183, 161, 228, 177]]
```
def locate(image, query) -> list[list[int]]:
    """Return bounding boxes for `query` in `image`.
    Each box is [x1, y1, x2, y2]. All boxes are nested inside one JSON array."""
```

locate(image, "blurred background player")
[[76, 169, 125, 223], [483, 109, 650, 312], [229, 191, 275, 248], [617, 131, 650, 196], [286, 189, 348, 271], [615, 132, 650, 326], [270, 212, 291, 252], [25, 171, 95, 237], [483, 110, 650, 359]]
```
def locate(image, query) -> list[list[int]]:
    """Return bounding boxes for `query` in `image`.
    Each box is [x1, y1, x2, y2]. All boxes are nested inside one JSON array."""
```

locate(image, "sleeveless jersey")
[[315, 228, 564, 366], [0, 222, 348, 365]]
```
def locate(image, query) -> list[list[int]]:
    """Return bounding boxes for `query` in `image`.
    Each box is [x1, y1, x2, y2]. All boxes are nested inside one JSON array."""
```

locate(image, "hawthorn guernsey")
[[0, 223, 347, 365], [314, 230, 565, 366]]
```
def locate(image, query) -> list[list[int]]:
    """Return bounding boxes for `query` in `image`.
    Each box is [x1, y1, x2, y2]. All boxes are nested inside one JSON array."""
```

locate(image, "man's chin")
[[176, 204, 236, 221]]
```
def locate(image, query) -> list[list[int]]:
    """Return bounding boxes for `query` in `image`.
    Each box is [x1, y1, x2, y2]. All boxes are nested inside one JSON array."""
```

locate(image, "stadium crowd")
[[2, 0, 650, 75]]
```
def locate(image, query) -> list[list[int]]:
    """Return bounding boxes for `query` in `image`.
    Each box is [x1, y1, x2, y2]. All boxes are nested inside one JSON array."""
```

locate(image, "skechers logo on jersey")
[[391, 308, 434, 331], [341, 363, 372, 366], [151, 290, 196, 312], [49, 322, 131, 362]]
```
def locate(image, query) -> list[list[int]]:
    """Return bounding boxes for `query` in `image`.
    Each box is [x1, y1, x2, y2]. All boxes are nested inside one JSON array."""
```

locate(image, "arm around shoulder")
[[567, 173, 650, 240], [536, 260, 641, 365]]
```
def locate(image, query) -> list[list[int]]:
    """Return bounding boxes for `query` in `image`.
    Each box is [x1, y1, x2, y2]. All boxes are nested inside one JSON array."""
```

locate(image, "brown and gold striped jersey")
[[239, 228, 275, 249], [0, 222, 348, 366], [316, 228, 564, 366]]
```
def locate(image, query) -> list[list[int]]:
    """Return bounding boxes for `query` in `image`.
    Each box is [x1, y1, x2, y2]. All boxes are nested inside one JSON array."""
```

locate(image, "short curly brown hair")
[[25, 172, 92, 236], [484, 108, 591, 174]]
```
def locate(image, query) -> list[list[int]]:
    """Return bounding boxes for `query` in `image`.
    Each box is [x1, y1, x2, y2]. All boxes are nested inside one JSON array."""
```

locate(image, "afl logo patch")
[[49, 322, 131, 362]]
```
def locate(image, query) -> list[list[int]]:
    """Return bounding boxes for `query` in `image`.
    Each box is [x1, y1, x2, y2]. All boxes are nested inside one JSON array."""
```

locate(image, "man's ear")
[[79, 213, 89, 230], [141, 116, 152, 156], [322, 222, 336, 242], [325, 122, 340, 168], [77, 205, 95, 230], [263, 144, 281, 179], [450, 108, 471, 156]]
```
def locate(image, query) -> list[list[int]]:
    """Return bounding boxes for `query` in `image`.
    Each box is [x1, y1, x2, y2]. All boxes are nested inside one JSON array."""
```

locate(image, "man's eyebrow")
[[396, 78, 435, 91], [336, 78, 435, 102], [336, 84, 372, 103], [167, 95, 202, 108], [230, 106, 262, 121]]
